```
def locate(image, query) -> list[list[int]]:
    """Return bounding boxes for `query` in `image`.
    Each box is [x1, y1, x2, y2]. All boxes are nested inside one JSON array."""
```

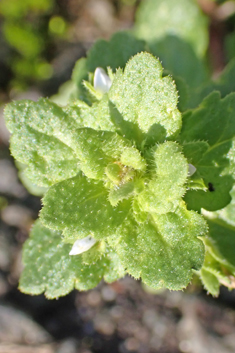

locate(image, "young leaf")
[[109, 52, 182, 145], [40, 174, 131, 242], [138, 142, 188, 214], [19, 220, 124, 299], [71, 128, 138, 180], [103, 249, 126, 283], [108, 181, 135, 207], [63, 95, 117, 133]]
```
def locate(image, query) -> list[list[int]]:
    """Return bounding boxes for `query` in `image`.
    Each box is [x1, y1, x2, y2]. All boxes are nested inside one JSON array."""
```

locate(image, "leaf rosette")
[[6, 51, 226, 298]]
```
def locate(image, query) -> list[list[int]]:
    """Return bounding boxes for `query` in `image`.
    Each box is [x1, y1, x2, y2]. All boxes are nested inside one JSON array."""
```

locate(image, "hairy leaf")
[[70, 128, 133, 180], [108, 203, 206, 290], [4, 51, 216, 298], [109, 53, 182, 145], [4, 99, 81, 187], [40, 174, 131, 242], [19, 221, 124, 299], [138, 142, 188, 214]]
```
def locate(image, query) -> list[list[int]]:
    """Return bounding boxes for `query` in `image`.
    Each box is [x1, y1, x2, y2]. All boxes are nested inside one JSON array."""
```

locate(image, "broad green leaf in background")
[[180, 92, 235, 211], [134, 0, 209, 57], [108, 203, 206, 290], [149, 36, 209, 94], [71, 31, 146, 103], [189, 58, 235, 109], [19, 220, 125, 299], [86, 31, 146, 73], [172, 75, 189, 112]]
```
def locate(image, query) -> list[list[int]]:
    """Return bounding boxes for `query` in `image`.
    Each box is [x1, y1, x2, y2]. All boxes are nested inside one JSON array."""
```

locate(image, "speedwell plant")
[[4, 28, 235, 298]]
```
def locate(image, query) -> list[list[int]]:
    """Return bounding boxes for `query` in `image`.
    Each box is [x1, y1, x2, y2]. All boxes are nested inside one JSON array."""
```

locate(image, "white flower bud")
[[94, 67, 112, 94], [188, 164, 196, 176], [69, 235, 97, 255]]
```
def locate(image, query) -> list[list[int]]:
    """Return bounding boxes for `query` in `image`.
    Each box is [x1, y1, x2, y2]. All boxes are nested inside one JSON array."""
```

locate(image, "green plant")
[[4, 0, 235, 298]]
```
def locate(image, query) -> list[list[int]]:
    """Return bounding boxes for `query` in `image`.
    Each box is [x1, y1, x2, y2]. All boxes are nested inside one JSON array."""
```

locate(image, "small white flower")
[[69, 235, 97, 255], [94, 67, 112, 94], [188, 164, 196, 176]]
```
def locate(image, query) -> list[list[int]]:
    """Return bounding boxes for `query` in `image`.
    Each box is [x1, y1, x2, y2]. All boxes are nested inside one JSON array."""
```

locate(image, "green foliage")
[[3, 22, 43, 58], [133, 0, 211, 112], [137, 142, 188, 214], [109, 53, 181, 145], [0, 0, 59, 85], [5, 98, 81, 187], [0, 0, 53, 17], [199, 214, 235, 296], [19, 220, 125, 298], [225, 31, 235, 62], [189, 59, 235, 109], [4, 0, 235, 298], [134, 0, 208, 57], [5, 52, 211, 298], [40, 174, 132, 242], [180, 92, 235, 212], [108, 203, 206, 290]]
